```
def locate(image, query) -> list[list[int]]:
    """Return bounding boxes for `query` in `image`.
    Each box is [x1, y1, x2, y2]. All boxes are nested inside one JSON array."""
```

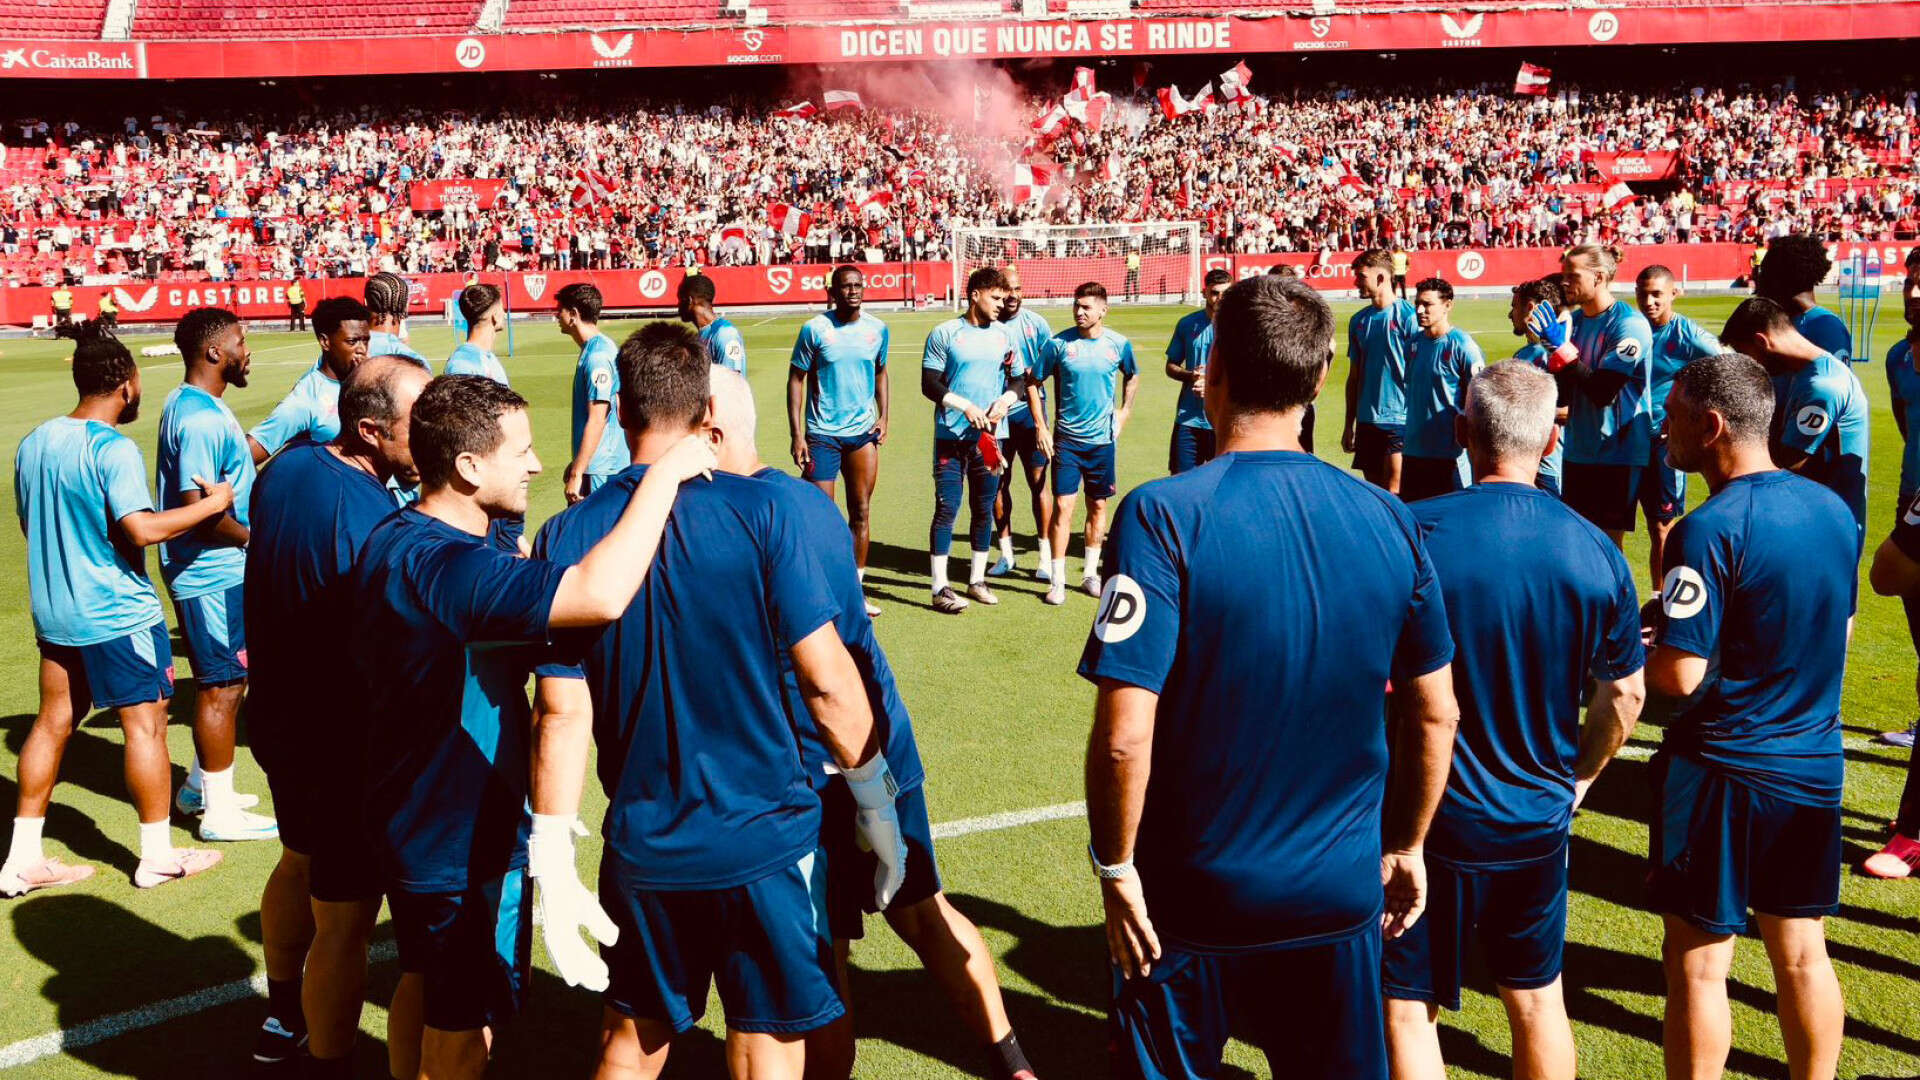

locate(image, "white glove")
[[528, 814, 619, 992], [842, 756, 907, 910]]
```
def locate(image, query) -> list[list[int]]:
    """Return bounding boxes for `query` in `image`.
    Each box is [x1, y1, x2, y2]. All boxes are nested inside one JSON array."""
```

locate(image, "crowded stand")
[[1, 70, 1915, 289]]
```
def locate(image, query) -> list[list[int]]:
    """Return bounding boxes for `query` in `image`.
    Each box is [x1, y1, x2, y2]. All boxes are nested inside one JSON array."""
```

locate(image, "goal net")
[[951, 222, 1203, 308]]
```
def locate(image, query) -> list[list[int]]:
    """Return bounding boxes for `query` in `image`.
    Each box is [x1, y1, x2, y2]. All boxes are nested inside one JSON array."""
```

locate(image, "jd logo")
[[1796, 405, 1830, 437], [1587, 11, 1620, 41], [1661, 566, 1707, 620], [455, 38, 486, 69], [637, 270, 668, 299], [1093, 574, 1147, 644]]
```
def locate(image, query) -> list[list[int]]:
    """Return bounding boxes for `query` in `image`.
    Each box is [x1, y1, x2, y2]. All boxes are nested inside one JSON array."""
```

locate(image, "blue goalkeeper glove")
[[1525, 302, 1579, 371], [843, 755, 907, 910]]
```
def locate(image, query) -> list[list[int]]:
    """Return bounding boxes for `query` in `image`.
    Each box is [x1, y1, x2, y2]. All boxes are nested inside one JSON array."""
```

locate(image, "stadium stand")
[[0, 78, 1913, 286], [0, 0, 108, 37], [501, 0, 724, 29], [128, 0, 484, 39]]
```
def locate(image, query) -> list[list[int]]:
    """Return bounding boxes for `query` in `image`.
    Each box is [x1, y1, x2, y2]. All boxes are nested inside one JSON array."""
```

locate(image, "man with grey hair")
[[1384, 361, 1646, 1080], [1647, 352, 1851, 1080]]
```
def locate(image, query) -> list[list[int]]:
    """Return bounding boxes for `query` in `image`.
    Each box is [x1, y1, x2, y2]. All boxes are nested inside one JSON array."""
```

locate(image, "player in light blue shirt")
[[557, 282, 625, 503], [991, 266, 1057, 579], [1033, 281, 1138, 605], [1402, 277, 1486, 502], [1165, 268, 1231, 477], [788, 266, 888, 613], [4, 326, 235, 898], [1344, 249, 1421, 492], [1508, 277, 1570, 500], [248, 296, 372, 464], [680, 273, 747, 374], [1721, 297, 1871, 542], [158, 308, 276, 842], [1759, 235, 1854, 365], [920, 267, 1037, 614], [1636, 265, 1723, 585], [444, 283, 511, 384], [363, 271, 431, 370], [1531, 245, 1654, 544], [1878, 249, 1920, 749], [1648, 353, 1853, 1080]]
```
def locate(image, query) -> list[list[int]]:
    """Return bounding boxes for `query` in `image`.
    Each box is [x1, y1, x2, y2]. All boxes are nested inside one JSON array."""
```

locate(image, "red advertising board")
[[407, 179, 512, 211], [3, 244, 1847, 327], [3, 3, 1918, 80], [1589, 151, 1681, 183]]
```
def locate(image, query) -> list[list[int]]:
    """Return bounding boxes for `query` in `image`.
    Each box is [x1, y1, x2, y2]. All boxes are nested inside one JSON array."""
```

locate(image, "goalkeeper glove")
[[842, 755, 907, 910], [1525, 302, 1579, 371], [528, 814, 619, 992]]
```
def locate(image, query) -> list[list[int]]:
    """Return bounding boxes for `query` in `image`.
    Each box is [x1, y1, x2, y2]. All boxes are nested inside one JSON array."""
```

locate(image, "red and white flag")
[[719, 225, 750, 248], [1072, 66, 1096, 93], [773, 101, 818, 121], [903, 166, 929, 187], [1514, 62, 1553, 96], [1033, 102, 1070, 136], [1157, 83, 1210, 120], [858, 189, 894, 216], [1013, 162, 1056, 204], [1603, 181, 1636, 209], [768, 202, 812, 236], [1063, 87, 1112, 134], [1218, 60, 1253, 101], [823, 90, 864, 111], [568, 167, 616, 207], [1098, 153, 1122, 182]]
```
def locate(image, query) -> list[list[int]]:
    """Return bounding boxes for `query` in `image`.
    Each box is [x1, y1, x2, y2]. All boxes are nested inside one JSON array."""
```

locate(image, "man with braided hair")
[[364, 272, 430, 369]]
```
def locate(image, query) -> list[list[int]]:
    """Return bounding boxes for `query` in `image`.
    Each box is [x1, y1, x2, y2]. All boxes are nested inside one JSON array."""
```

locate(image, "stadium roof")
[[0, 0, 1916, 78]]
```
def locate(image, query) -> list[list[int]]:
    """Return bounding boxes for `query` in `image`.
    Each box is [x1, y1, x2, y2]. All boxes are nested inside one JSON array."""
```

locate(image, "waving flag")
[[773, 101, 819, 121], [568, 167, 616, 207], [1514, 62, 1553, 97], [719, 224, 750, 249], [769, 202, 812, 237], [1157, 83, 1210, 120], [823, 90, 865, 111], [1603, 181, 1636, 209], [1218, 61, 1253, 102], [1064, 86, 1112, 134], [858, 189, 895, 217], [1033, 102, 1070, 136], [1013, 162, 1057, 204]]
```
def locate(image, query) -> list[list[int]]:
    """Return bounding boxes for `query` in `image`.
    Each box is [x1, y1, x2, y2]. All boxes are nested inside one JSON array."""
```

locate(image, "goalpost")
[[950, 222, 1204, 308]]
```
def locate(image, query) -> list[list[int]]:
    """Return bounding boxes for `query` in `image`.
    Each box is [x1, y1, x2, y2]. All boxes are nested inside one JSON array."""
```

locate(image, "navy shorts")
[[804, 429, 879, 484], [1110, 925, 1385, 1080], [1400, 455, 1466, 502], [1562, 463, 1643, 533], [264, 758, 383, 902], [1168, 424, 1216, 475], [1649, 755, 1842, 935], [1381, 847, 1568, 1010], [601, 851, 844, 1036], [1053, 437, 1117, 499], [1353, 422, 1404, 477], [1004, 410, 1050, 472], [821, 782, 943, 941], [1638, 438, 1687, 524], [38, 623, 173, 710], [390, 872, 533, 1032], [173, 583, 248, 687]]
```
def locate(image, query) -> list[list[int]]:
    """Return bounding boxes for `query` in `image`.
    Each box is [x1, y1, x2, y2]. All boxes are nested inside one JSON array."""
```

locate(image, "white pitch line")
[[0, 803, 1086, 1071], [1614, 735, 1884, 763]]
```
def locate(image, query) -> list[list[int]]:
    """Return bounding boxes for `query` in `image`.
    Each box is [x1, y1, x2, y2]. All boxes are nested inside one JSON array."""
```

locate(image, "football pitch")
[[1, 294, 1918, 1079]]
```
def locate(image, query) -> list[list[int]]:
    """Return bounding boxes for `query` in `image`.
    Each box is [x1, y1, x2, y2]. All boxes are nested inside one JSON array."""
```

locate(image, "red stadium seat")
[[129, 0, 485, 38]]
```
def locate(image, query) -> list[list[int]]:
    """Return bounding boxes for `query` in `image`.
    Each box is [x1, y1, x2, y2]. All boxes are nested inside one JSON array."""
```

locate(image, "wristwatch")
[[1088, 844, 1133, 880]]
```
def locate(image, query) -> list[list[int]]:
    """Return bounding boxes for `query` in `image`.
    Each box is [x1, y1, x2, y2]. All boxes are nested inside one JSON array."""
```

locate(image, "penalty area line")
[[0, 802, 1088, 1071]]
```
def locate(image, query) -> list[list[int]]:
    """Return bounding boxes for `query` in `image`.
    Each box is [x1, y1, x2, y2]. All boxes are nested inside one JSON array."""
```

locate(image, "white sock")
[[7, 817, 45, 867], [999, 535, 1014, 560], [1085, 546, 1103, 580], [187, 754, 205, 791], [1051, 558, 1068, 585], [202, 766, 236, 816], [856, 567, 866, 583], [1038, 539, 1054, 566], [138, 820, 173, 863], [969, 551, 990, 585], [930, 555, 950, 593]]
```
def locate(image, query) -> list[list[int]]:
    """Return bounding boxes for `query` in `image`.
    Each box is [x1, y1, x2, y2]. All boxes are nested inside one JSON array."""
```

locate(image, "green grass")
[[1, 295, 1918, 1079]]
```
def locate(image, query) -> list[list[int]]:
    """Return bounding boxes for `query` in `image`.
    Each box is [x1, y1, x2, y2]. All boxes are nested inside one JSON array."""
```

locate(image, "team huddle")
[[2, 235, 1918, 1080]]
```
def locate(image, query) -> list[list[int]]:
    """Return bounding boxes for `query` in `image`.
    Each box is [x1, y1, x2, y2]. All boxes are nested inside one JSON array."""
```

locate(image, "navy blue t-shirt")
[[1414, 483, 1644, 865], [244, 442, 398, 772], [534, 466, 841, 890], [1078, 451, 1454, 951], [1656, 470, 1855, 807], [352, 508, 568, 892], [755, 467, 925, 792]]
